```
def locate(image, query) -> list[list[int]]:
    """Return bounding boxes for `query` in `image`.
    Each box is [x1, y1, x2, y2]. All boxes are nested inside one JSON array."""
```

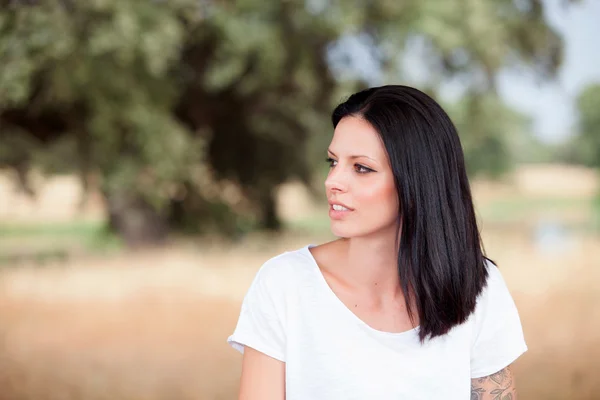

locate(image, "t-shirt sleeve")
[[227, 257, 288, 362], [470, 261, 528, 378]]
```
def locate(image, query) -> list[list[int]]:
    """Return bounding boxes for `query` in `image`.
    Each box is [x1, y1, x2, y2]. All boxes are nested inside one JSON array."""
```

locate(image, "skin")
[[471, 366, 518, 400], [239, 347, 285, 400], [238, 115, 518, 399], [313, 115, 412, 333]]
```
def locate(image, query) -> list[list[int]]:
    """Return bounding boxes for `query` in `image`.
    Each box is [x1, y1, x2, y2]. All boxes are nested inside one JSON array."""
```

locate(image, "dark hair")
[[332, 85, 490, 342]]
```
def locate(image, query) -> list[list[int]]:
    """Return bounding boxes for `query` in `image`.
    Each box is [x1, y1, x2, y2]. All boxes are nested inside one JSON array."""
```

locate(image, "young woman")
[[228, 85, 527, 399]]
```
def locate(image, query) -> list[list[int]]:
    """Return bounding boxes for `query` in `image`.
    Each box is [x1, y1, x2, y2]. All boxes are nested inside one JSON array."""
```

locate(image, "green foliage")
[[445, 93, 531, 178], [0, 0, 571, 243], [0, 0, 203, 207], [573, 83, 600, 167]]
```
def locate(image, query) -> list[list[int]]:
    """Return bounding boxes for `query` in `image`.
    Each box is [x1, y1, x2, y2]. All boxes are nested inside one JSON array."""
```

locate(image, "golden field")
[[0, 164, 599, 400]]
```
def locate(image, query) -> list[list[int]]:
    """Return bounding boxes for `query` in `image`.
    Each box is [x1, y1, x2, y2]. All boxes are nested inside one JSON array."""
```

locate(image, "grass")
[[285, 214, 331, 234], [0, 220, 106, 237], [0, 230, 598, 400], [0, 220, 123, 267], [478, 196, 595, 222], [0, 182, 598, 399]]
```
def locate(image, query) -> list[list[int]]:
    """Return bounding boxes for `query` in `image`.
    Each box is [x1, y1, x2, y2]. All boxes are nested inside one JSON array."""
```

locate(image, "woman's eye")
[[326, 158, 372, 173], [355, 164, 372, 173]]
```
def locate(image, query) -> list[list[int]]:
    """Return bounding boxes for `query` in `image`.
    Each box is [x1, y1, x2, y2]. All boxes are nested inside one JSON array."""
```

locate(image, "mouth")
[[331, 204, 352, 211], [328, 202, 353, 219], [328, 199, 354, 211]]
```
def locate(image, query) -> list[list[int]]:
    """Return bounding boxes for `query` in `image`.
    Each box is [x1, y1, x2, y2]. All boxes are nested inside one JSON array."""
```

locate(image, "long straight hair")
[[332, 85, 490, 342]]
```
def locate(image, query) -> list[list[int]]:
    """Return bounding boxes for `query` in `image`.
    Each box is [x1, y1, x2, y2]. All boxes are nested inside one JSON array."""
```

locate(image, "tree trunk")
[[260, 189, 281, 231], [104, 191, 168, 247]]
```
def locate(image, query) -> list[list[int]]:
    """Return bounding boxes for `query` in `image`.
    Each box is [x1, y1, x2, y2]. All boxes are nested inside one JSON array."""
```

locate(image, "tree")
[[443, 93, 531, 178], [572, 83, 600, 167], [0, 0, 572, 245]]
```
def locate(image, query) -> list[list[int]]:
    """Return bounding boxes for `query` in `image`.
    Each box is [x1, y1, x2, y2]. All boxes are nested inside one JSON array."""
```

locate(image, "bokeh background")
[[1, 0, 599, 399]]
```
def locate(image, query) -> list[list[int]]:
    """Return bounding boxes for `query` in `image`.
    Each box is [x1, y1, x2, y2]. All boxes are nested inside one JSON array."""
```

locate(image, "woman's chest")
[[285, 300, 473, 399]]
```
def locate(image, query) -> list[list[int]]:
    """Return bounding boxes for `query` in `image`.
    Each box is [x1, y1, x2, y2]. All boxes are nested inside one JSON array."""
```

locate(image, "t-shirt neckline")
[[301, 244, 420, 339]]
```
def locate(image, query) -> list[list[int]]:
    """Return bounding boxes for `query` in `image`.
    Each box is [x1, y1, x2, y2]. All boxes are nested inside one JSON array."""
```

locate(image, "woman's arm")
[[470, 366, 518, 399], [239, 346, 285, 400]]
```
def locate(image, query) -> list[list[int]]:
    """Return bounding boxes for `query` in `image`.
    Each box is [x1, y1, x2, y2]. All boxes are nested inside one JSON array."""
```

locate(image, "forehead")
[[330, 116, 387, 159]]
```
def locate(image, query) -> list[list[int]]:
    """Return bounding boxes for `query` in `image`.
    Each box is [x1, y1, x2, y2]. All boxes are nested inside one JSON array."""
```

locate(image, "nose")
[[324, 166, 348, 193]]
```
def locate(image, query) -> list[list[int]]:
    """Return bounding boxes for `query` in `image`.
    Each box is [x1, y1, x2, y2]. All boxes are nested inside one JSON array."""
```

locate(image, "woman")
[[227, 85, 527, 399]]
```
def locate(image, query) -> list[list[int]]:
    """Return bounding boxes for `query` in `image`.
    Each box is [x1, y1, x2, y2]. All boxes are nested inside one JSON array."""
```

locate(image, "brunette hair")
[[332, 85, 491, 342]]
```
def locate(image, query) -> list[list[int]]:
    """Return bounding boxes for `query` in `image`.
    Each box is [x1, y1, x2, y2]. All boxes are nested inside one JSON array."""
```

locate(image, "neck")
[[338, 232, 401, 300]]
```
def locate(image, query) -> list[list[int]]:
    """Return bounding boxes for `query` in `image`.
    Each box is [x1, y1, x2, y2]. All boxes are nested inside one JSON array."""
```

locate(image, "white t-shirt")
[[227, 244, 527, 400]]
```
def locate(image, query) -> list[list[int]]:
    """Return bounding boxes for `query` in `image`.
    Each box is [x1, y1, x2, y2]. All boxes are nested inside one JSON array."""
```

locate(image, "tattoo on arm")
[[471, 366, 517, 400]]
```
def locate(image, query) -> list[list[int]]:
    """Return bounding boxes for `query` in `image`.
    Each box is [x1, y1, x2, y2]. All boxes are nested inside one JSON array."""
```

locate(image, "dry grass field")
[[0, 164, 599, 400]]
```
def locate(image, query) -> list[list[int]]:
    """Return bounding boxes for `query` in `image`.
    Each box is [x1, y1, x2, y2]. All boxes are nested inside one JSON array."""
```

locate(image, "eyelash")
[[326, 157, 373, 174]]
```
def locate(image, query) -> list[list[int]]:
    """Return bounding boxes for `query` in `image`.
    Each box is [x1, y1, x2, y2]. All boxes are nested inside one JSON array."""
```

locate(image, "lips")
[[328, 200, 354, 211], [328, 200, 354, 220]]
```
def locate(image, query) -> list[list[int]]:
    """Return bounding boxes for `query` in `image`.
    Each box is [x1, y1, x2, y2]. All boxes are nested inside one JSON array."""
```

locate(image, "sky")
[[496, 0, 600, 143], [328, 0, 600, 144]]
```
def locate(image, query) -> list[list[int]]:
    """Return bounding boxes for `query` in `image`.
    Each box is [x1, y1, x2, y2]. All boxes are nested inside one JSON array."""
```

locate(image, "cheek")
[[359, 179, 398, 214]]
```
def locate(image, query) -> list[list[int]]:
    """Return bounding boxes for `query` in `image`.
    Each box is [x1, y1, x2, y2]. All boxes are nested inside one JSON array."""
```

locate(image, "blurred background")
[[0, 0, 599, 399]]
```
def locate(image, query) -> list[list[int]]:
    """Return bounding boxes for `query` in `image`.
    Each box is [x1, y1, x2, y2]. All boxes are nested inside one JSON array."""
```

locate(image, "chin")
[[330, 220, 398, 239], [329, 222, 367, 239], [329, 222, 352, 238]]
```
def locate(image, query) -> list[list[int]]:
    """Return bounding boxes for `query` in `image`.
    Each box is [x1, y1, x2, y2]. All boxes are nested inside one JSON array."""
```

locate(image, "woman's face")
[[325, 116, 399, 238]]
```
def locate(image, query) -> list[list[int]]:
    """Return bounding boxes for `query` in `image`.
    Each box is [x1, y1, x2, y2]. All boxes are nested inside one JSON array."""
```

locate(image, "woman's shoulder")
[[469, 258, 528, 377], [471, 258, 520, 324], [251, 244, 316, 289], [480, 258, 508, 296]]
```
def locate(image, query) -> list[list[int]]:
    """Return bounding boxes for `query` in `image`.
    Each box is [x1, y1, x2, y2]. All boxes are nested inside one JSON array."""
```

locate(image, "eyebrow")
[[327, 149, 377, 162]]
